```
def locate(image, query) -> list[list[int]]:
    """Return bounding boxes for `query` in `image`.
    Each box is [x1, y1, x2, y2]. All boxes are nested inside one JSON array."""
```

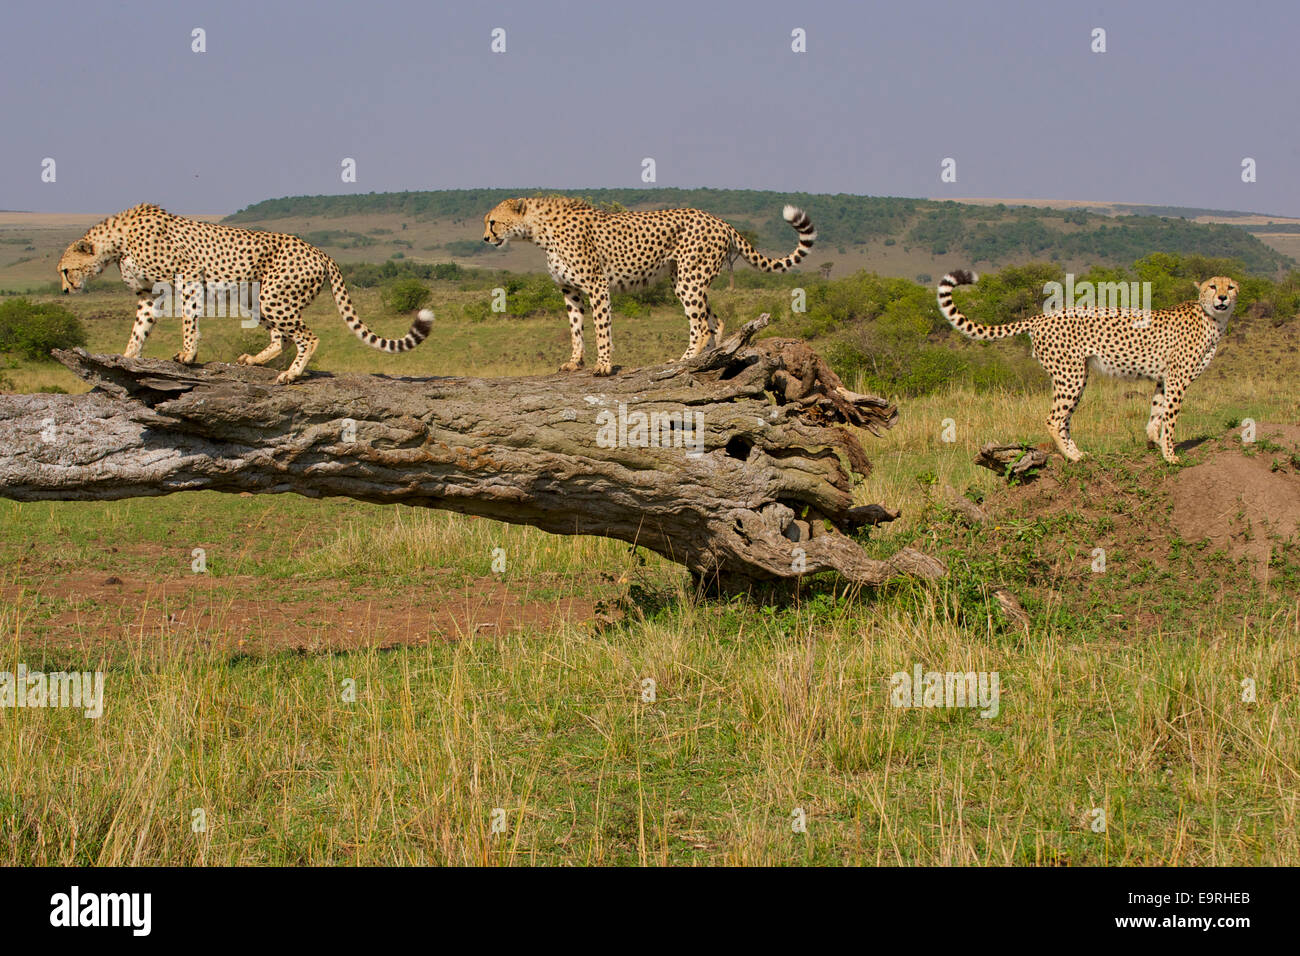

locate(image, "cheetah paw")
[[559, 359, 584, 372], [274, 371, 299, 385], [593, 361, 614, 376], [236, 353, 255, 366], [172, 352, 197, 364]]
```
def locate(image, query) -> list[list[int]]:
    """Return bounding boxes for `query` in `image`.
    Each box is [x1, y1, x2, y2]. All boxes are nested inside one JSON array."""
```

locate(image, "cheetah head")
[[482, 199, 531, 247], [1197, 276, 1238, 317], [57, 239, 106, 293]]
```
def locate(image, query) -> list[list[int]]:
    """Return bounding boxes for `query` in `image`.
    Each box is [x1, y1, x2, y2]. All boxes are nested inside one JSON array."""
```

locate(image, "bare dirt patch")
[[1169, 424, 1300, 583], [3, 572, 599, 660], [967, 423, 1300, 634]]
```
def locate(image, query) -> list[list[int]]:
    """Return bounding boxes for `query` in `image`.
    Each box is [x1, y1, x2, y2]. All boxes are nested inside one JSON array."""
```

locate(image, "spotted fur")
[[937, 269, 1238, 463], [57, 203, 433, 383], [482, 197, 815, 375]]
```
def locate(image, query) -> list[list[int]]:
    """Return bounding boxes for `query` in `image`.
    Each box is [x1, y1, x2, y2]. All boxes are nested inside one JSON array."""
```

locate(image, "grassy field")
[[1, 281, 1298, 866]]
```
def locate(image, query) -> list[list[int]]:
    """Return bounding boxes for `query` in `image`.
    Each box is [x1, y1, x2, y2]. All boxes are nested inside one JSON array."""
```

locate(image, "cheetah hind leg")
[[1047, 420, 1085, 462], [678, 312, 710, 361], [275, 326, 318, 384], [676, 279, 712, 361], [704, 307, 725, 351], [237, 326, 285, 367], [173, 290, 202, 364], [1046, 372, 1087, 461]]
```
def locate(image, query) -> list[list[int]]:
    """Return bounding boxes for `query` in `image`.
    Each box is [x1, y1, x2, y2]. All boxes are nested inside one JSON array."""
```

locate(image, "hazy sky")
[[2, 0, 1297, 216]]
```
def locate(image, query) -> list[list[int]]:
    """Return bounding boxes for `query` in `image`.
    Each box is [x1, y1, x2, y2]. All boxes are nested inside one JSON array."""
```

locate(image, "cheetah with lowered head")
[[482, 197, 815, 375], [58, 203, 433, 383], [937, 270, 1238, 463]]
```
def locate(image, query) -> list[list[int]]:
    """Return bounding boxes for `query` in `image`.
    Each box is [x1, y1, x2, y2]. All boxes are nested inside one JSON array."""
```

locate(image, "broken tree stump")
[[0, 316, 943, 589]]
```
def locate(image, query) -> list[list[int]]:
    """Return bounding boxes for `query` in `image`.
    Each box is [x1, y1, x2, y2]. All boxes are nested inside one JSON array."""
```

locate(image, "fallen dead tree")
[[0, 316, 943, 591]]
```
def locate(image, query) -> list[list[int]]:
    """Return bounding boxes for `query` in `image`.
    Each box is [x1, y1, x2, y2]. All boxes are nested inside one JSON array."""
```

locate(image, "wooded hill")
[[226, 188, 1297, 277]]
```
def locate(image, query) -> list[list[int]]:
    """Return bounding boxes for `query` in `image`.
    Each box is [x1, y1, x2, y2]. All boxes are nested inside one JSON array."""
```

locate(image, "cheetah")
[[57, 203, 433, 383], [937, 270, 1238, 464], [482, 197, 816, 375]]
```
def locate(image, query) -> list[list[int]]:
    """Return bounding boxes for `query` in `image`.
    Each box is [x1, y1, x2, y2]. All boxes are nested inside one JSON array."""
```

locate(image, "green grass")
[[3, 568, 1295, 865]]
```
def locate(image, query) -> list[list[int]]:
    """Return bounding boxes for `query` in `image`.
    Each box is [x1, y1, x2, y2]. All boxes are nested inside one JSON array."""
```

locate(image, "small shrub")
[[381, 278, 431, 313], [0, 298, 87, 360]]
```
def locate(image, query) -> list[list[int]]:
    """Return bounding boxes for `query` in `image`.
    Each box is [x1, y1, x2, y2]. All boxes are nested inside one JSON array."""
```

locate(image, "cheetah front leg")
[[1145, 380, 1167, 445], [237, 325, 285, 367], [558, 285, 586, 372], [173, 275, 203, 364], [1157, 378, 1189, 464], [123, 292, 158, 359]]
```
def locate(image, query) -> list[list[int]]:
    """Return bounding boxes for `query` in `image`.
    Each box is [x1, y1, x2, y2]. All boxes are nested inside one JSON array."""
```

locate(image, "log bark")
[[0, 316, 943, 589], [975, 442, 1052, 481]]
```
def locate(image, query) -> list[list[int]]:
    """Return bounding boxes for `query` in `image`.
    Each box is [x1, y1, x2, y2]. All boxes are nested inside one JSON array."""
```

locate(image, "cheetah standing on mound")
[[58, 203, 433, 383], [937, 270, 1238, 463], [482, 197, 816, 375]]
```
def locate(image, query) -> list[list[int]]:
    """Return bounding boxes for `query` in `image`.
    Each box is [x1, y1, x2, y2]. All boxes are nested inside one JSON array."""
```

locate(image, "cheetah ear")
[[73, 240, 94, 254], [512, 199, 526, 215]]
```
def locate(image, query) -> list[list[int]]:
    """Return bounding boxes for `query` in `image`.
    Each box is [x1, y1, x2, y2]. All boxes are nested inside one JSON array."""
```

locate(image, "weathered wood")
[[0, 316, 943, 588], [940, 486, 988, 526], [975, 442, 1052, 481]]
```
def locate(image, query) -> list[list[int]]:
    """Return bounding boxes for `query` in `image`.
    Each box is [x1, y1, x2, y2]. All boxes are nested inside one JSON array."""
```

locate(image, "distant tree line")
[[226, 189, 1296, 277]]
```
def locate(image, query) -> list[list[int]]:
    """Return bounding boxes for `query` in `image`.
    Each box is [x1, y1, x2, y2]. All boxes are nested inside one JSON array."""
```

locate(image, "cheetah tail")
[[732, 205, 816, 273], [325, 257, 433, 353], [937, 269, 1030, 341]]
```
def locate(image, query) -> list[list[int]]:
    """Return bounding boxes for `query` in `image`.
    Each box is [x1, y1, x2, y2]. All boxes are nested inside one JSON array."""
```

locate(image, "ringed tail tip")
[[783, 205, 816, 242], [941, 269, 978, 287]]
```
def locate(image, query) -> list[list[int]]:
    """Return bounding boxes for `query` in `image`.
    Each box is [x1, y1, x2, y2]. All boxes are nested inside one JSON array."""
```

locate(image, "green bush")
[[381, 278, 431, 313], [341, 260, 468, 288], [0, 298, 87, 360], [460, 274, 563, 322], [302, 230, 376, 249]]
